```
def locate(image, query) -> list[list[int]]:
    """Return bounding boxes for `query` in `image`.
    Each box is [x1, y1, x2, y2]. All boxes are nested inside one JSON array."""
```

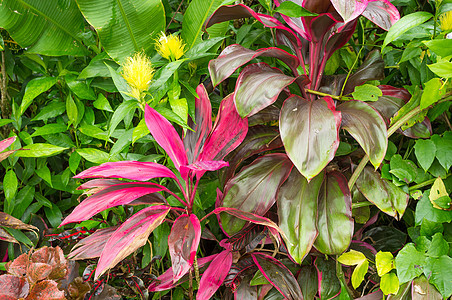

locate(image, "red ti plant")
[[60, 84, 248, 284]]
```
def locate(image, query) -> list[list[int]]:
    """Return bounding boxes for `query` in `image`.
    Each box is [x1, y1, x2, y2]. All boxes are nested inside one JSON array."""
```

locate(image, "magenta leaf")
[[280, 96, 341, 181], [362, 0, 400, 31], [330, 0, 368, 25], [219, 153, 293, 236], [338, 100, 387, 168], [145, 104, 188, 173], [181, 160, 229, 173], [277, 169, 324, 263], [197, 250, 233, 300], [61, 183, 168, 225], [234, 62, 297, 117], [95, 205, 170, 279], [77, 179, 123, 190], [184, 84, 212, 164], [224, 256, 257, 295], [251, 253, 303, 300], [168, 214, 201, 282], [198, 93, 248, 163], [314, 171, 353, 255], [0, 136, 16, 152], [69, 226, 119, 260], [209, 44, 299, 87], [74, 161, 177, 181]]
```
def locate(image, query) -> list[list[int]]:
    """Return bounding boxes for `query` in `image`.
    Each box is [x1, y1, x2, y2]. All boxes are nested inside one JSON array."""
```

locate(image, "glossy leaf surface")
[[277, 170, 323, 263], [280, 96, 341, 181], [314, 171, 353, 255], [219, 154, 293, 236], [314, 256, 341, 300], [234, 63, 296, 117], [69, 226, 119, 260], [95, 205, 170, 279], [197, 250, 233, 300], [168, 214, 201, 282], [338, 100, 387, 168]]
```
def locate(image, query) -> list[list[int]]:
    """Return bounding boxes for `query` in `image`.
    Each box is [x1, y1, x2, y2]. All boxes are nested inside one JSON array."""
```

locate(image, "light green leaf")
[[0, 119, 13, 127], [423, 39, 452, 58], [69, 151, 81, 174], [110, 129, 133, 157], [432, 132, 452, 170], [65, 74, 96, 100], [430, 255, 452, 298], [149, 59, 187, 91], [414, 139, 436, 172], [338, 250, 367, 266], [421, 78, 446, 110], [77, 0, 165, 63], [381, 273, 399, 295], [428, 233, 449, 258], [66, 94, 78, 127], [428, 61, 452, 78], [93, 94, 113, 112], [351, 260, 369, 289], [274, 1, 318, 17], [79, 125, 109, 141], [3, 170, 18, 214], [35, 165, 52, 187], [395, 243, 426, 283], [107, 100, 138, 138], [31, 102, 66, 121], [382, 12, 433, 50], [31, 124, 67, 137], [106, 64, 134, 101], [376, 251, 395, 276], [14, 144, 67, 157], [20, 77, 58, 115], [429, 177, 449, 210], [0, 0, 87, 56], [132, 119, 150, 144], [77, 148, 117, 164]]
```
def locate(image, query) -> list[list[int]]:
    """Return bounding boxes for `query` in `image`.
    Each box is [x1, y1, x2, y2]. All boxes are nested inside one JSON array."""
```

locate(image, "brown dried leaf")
[[0, 212, 38, 231]]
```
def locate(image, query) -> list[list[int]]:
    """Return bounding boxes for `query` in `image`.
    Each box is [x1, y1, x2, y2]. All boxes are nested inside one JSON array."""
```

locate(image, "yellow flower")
[[440, 10, 452, 31], [122, 52, 154, 100], [155, 32, 186, 61]]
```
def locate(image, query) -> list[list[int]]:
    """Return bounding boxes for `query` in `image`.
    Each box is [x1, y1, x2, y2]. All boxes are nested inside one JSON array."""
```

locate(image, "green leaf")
[[429, 255, 452, 298], [338, 250, 367, 266], [31, 101, 66, 121], [69, 151, 81, 174], [79, 125, 109, 141], [149, 59, 187, 92], [77, 0, 165, 62], [414, 139, 437, 172], [428, 61, 452, 78], [390, 87, 426, 131], [106, 64, 133, 101], [20, 77, 58, 115], [14, 144, 67, 157], [65, 74, 96, 100], [423, 39, 452, 57], [35, 165, 52, 187], [93, 94, 113, 112], [376, 251, 395, 276], [44, 204, 62, 228], [389, 154, 417, 184], [77, 148, 116, 164], [395, 243, 426, 283], [274, 1, 318, 17], [380, 273, 399, 295], [31, 124, 67, 137], [351, 260, 369, 289], [0, 119, 13, 127], [0, 0, 87, 56], [415, 191, 452, 224], [107, 100, 138, 138], [429, 177, 449, 210], [110, 129, 132, 157], [153, 106, 192, 131], [181, 0, 225, 50], [3, 170, 18, 214], [351, 84, 383, 102], [132, 119, 149, 144], [420, 78, 446, 110], [427, 233, 449, 258], [35, 193, 52, 208], [66, 94, 79, 128], [382, 12, 433, 50], [12, 185, 35, 218], [432, 133, 452, 170]]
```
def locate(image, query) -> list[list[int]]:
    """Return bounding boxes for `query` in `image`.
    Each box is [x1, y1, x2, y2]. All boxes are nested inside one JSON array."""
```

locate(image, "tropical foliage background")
[[0, 0, 452, 299]]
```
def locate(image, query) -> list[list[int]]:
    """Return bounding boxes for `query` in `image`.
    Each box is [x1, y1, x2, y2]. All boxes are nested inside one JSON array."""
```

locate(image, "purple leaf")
[[74, 161, 177, 181], [280, 96, 341, 181], [145, 104, 188, 173], [227, 223, 268, 252], [224, 256, 257, 290], [234, 62, 297, 117], [362, 0, 400, 31], [356, 167, 409, 220], [0, 136, 16, 152], [95, 205, 170, 279], [182, 160, 229, 172], [314, 171, 353, 255], [209, 44, 299, 87], [168, 214, 201, 282], [219, 153, 293, 236], [251, 253, 303, 300], [61, 183, 168, 226], [277, 169, 324, 263], [198, 93, 248, 163], [69, 226, 119, 260], [197, 250, 233, 300], [338, 100, 387, 168], [184, 84, 212, 164]]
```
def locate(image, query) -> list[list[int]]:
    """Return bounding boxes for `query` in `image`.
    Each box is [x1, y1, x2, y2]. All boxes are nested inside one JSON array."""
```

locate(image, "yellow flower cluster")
[[122, 52, 154, 100], [155, 32, 186, 61], [440, 10, 452, 32]]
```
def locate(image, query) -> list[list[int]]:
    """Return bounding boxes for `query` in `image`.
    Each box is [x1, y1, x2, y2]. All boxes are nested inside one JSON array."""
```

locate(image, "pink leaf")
[[362, 0, 400, 31], [69, 226, 119, 260], [196, 250, 233, 300], [181, 160, 229, 173], [168, 214, 201, 283], [145, 104, 188, 173], [0, 136, 16, 152], [60, 183, 167, 226], [95, 205, 170, 279], [77, 179, 123, 190], [74, 161, 177, 181]]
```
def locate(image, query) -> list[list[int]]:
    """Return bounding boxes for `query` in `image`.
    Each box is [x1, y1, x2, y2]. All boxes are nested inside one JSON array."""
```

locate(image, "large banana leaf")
[[0, 0, 87, 56], [76, 0, 165, 62]]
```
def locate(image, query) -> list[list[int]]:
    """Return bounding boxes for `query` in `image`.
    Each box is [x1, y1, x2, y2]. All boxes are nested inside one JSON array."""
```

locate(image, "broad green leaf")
[[110, 129, 133, 157], [395, 243, 426, 283], [77, 148, 115, 164], [314, 171, 353, 255], [20, 77, 58, 115], [338, 250, 367, 266], [31, 124, 67, 137], [381, 273, 399, 295], [14, 144, 67, 157], [428, 233, 449, 258], [274, 1, 318, 17], [12, 185, 35, 218], [280, 96, 340, 181], [0, 119, 13, 127], [106, 64, 133, 101], [35, 193, 52, 209], [66, 94, 78, 127], [69, 151, 81, 174], [149, 59, 187, 92], [3, 170, 18, 214], [132, 119, 149, 144], [181, 0, 226, 50], [65, 74, 96, 100], [356, 167, 409, 220], [107, 100, 138, 139], [277, 170, 323, 263], [351, 260, 369, 289], [432, 133, 452, 170], [297, 266, 318, 300], [35, 165, 52, 187], [376, 251, 395, 276], [420, 78, 445, 110], [44, 204, 62, 228], [31, 102, 66, 121], [351, 84, 383, 102], [76, 0, 165, 62], [389, 154, 417, 184], [429, 255, 452, 298], [184, 36, 227, 59], [428, 61, 452, 78], [429, 177, 449, 210], [423, 39, 452, 57], [338, 100, 387, 168], [414, 139, 436, 172], [0, 0, 87, 56], [93, 94, 113, 112], [79, 125, 109, 141], [415, 191, 452, 225], [314, 257, 341, 300], [382, 12, 433, 50]]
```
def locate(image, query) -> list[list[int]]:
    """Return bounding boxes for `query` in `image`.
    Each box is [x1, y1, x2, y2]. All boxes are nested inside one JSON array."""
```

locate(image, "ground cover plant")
[[0, 0, 452, 299]]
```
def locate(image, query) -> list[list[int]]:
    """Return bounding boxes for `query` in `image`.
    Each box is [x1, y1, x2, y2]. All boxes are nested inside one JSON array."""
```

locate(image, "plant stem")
[[352, 201, 373, 209], [305, 89, 351, 101], [0, 51, 10, 118], [408, 173, 451, 191]]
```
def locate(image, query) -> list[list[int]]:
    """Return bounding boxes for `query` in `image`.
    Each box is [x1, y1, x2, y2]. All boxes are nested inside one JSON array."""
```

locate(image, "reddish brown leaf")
[[0, 274, 29, 299], [26, 280, 66, 300]]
